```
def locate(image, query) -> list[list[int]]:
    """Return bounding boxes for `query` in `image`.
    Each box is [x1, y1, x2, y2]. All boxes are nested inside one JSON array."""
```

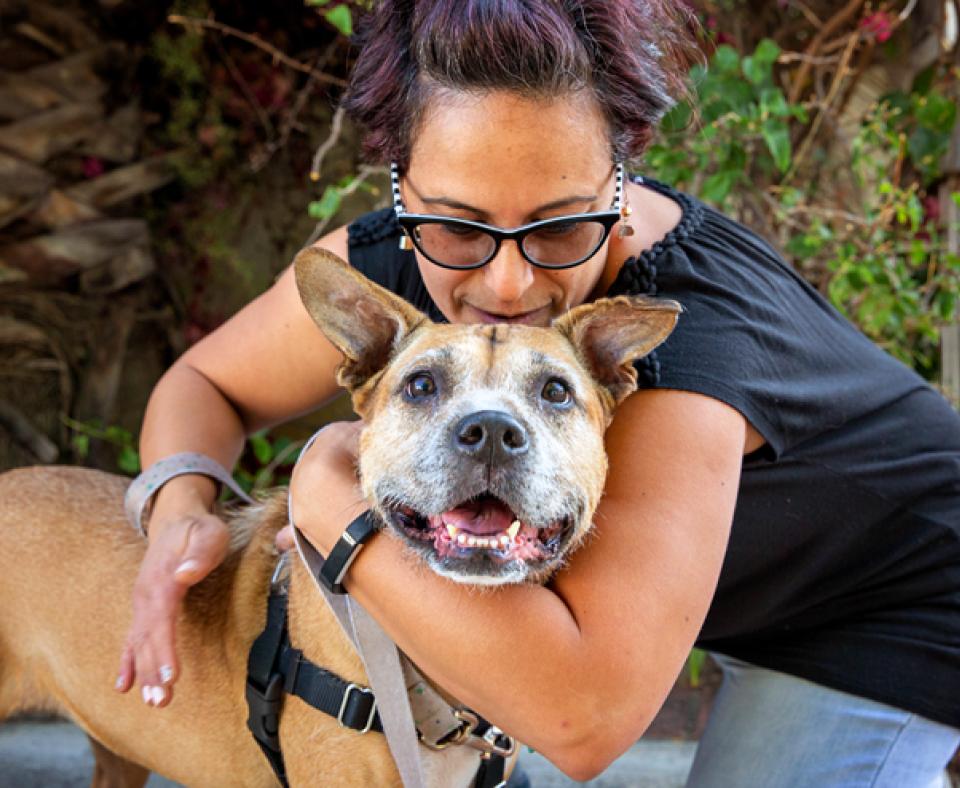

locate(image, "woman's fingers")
[[128, 563, 182, 705], [115, 645, 135, 693], [275, 524, 295, 552], [119, 513, 230, 708]]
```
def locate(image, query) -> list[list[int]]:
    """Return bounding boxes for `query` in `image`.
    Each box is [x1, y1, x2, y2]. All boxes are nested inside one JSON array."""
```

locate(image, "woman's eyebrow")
[[417, 193, 599, 216]]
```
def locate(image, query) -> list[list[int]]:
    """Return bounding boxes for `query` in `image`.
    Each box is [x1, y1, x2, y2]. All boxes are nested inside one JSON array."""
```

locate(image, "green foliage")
[[149, 0, 238, 189], [233, 430, 305, 493], [645, 41, 960, 378], [821, 182, 960, 375], [305, 0, 367, 38], [64, 418, 141, 475], [306, 173, 378, 223], [308, 185, 343, 220], [649, 39, 803, 205], [686, 648, 708, 688], [880, 86, 957, 187], [65, 417, 303, 493]]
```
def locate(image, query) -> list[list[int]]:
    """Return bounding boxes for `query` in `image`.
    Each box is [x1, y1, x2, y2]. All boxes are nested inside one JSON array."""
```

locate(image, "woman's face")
[[404, 90, 617, 326]]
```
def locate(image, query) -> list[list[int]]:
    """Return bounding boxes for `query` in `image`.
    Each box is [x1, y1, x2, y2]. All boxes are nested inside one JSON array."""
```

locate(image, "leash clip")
[[419, 708, 480, 750], [469, 723, 516, 760]]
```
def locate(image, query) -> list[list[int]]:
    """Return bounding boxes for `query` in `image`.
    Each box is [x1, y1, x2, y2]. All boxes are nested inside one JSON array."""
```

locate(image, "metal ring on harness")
[[338, 683, 379, 734]]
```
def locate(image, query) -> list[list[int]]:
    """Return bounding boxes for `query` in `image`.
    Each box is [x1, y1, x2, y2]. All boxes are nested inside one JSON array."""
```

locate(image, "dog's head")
[[295, 248, 680, 585]]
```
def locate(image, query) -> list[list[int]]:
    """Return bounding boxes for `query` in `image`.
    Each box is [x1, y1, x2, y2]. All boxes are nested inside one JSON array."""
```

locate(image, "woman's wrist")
[[289, 421, 367, 557], [148, 475, 219, 531]]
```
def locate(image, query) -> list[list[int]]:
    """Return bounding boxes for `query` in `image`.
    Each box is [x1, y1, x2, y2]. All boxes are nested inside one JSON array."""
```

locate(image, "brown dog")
[[0, 248, 679, 787]]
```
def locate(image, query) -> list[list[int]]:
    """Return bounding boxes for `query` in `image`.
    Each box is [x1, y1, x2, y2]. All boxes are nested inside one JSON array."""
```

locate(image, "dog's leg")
[[87, 735, 150, 788]]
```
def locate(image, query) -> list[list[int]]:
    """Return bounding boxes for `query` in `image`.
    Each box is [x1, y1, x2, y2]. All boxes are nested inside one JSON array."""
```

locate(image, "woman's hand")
[[114, 511, 230, 707], [114, 419, 365, 707], [289, 420, 368, 558]]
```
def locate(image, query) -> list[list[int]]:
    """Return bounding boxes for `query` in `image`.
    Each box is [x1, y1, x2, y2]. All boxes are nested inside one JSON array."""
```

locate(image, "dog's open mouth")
[[388, 493, 572, 566]]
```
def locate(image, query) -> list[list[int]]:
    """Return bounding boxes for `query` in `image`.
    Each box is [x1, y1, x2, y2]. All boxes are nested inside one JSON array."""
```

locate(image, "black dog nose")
[[453, 410, 529, 465]]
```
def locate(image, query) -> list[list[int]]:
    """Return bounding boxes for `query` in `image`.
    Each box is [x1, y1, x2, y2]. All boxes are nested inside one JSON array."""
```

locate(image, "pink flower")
[[860, 11, 893, 43]]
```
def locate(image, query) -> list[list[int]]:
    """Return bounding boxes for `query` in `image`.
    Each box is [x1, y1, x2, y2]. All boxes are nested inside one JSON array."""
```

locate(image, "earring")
[[399, 234, 413, 251], [618, 202, 635, 239]]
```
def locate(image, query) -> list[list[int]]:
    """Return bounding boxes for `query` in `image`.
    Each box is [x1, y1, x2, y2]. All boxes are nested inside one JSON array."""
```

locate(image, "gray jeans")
[[684, 654, 960, 788]]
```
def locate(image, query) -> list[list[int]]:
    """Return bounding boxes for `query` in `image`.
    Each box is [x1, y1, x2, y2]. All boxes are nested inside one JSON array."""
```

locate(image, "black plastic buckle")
[[337, 683, 378, 734], [246, 672, 283, 750]]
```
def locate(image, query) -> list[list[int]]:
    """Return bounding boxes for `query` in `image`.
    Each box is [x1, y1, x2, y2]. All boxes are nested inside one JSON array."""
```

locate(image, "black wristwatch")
[[318, 510, 379, 594]]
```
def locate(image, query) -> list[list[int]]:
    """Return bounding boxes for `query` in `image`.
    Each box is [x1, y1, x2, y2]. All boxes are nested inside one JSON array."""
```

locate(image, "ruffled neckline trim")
[[608, 176, 704, 298]]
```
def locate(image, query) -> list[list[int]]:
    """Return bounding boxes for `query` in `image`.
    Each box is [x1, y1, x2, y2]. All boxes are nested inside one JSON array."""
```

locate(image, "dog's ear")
[[294, 247, 427, 391], [554, 295, 681, 407]]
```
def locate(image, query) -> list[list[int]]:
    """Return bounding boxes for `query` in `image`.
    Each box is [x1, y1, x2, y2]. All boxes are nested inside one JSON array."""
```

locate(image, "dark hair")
[[341, 0, 700, 168]]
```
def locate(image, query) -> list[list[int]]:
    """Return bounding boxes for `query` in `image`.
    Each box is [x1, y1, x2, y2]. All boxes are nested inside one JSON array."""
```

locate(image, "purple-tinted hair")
[[340, 0, 700, 168]]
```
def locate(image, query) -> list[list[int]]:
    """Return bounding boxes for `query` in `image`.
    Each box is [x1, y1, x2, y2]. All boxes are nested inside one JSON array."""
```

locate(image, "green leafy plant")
[[65, 417, 304, 496], [233, 430, 305, 493], [647, 39, 806, 206], [645, 40, 959, 378], [305, 0, 373, 38], [64, 417, 141, 475]]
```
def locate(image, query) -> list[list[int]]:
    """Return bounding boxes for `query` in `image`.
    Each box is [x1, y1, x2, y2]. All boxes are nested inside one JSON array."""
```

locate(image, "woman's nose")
[[483, 241, 534, 303]]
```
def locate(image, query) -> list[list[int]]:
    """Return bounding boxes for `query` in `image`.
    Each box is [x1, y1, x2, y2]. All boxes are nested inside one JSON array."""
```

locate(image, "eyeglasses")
[[391, 163, 627, 271]]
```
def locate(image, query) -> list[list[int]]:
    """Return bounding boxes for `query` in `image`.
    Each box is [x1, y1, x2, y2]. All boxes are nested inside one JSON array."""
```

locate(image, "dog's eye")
[[541, 378, 571, 405], [405, 372, 437, 399]]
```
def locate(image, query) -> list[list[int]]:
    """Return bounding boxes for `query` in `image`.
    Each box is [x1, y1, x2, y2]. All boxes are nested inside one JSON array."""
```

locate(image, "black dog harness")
[[245, 587, 514, 787]]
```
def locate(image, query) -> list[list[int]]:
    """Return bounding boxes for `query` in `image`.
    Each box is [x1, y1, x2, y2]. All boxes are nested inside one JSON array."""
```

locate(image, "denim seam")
[[866, 712, 915, 788]]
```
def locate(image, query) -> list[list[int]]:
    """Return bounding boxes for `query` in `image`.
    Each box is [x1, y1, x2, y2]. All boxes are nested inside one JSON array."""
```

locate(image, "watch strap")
[[318, 510, 379, 593]]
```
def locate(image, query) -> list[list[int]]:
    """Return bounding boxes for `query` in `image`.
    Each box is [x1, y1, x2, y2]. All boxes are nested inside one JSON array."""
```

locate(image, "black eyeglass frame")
[[390, 163, 626, 271]]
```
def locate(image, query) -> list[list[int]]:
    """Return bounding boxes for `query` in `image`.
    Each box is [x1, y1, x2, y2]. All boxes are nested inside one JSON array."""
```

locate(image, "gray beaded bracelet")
[[124, 452, 254, 537]]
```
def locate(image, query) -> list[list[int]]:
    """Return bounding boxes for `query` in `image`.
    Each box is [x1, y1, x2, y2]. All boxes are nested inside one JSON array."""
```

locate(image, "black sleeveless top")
[[346, 179, 960, 728]]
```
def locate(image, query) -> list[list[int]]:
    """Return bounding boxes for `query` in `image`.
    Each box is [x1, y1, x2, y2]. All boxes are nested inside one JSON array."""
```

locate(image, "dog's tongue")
[[441, 497, 515, 535]]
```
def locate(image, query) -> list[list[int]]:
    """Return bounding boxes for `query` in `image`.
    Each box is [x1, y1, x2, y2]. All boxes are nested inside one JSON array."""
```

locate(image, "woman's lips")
[[463, 303, 551, 325]]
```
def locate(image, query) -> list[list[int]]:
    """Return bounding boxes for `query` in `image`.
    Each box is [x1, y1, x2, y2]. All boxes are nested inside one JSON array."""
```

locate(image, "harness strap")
[[246, 591, 291, 787], [473, 756, 506, 788], [277, 642, 383, 733], [246, 586, 514, 787]]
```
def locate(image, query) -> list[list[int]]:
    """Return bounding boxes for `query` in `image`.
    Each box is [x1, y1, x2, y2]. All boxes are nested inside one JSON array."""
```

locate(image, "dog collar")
[[317, 510, 379, 594]]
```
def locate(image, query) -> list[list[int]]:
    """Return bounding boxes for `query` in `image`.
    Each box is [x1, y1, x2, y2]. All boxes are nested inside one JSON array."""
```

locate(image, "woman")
[[116, 1, 960, 784]]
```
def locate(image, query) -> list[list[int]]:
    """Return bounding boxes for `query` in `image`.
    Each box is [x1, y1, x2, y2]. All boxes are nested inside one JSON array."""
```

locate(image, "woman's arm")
[[119, 226, 352, 697], [291, 387, 746, 780]]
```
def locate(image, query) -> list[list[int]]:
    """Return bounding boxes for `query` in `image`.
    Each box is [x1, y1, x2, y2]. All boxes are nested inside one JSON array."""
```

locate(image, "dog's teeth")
[[457, 533, 468, 546], [445, 523, 458, 538], [507, 521, 521, 539], [499, 535, 510, 547], [468, 536, 477, 547]]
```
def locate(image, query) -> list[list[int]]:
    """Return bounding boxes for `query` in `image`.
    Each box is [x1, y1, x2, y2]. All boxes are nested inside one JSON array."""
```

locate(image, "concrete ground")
[[0, 717, 696, 787]]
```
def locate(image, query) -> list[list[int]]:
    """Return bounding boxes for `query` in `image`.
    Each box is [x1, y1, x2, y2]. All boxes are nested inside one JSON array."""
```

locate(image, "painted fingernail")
[[159, 665, 174, 684], [151, 686, 165, 705], [142, 686, 153, 705], [175, 559, 200, 576]]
